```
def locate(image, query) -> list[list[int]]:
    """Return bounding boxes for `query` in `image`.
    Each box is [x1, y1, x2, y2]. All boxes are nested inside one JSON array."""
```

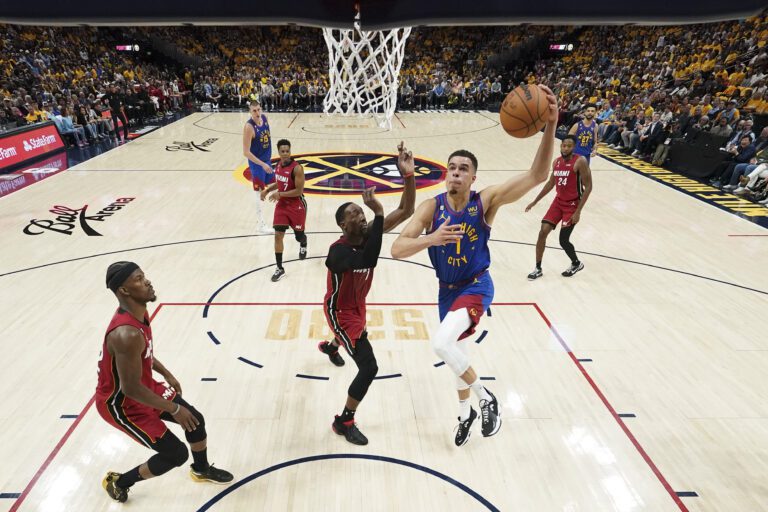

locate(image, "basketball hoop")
[[322, 3, 411, 129]]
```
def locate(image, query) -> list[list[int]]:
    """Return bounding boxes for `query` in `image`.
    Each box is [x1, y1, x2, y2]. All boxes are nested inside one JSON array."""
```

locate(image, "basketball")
[[499, 84, 549, 138]]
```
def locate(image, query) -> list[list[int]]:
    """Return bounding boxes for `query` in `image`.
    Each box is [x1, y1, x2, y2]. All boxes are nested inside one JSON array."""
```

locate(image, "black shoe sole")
[[482, 417, 502, 437], [455, 430, 472, 447]]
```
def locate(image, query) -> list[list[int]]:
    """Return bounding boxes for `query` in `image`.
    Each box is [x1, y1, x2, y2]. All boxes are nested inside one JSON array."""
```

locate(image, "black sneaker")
[[332, 416, 368, 445], [454, 406, 478, 447], [189, 464, 234, 484], [102, 471, 129, 503], [527, 268, 543, 280], [318, 341, 345, 366], [271, 267, 286, 282], [561, 261, 584, 277], [299, 246, 307, 260], [479, 389, 501, 437]]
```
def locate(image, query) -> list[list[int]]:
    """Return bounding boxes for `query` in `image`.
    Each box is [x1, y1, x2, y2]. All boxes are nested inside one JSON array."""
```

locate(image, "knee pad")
[[456, 375, 470, 391], [294, 231, 307, 244], [358, 352, 379, 381], [170, 441, 190, 467]]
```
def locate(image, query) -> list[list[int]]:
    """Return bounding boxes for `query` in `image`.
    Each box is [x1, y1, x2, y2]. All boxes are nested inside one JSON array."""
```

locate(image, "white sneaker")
[[631, 150, 640, 156], [758, 198, 768, 205], [722, 184, 736, 191], [733, 187, 747, 195]]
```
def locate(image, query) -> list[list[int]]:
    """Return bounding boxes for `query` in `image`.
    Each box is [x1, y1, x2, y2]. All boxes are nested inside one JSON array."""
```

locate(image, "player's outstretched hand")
[[397, 141, 415, 177], [429, 218, 463, 246], [260, 188, 268, 201], [525, 202, 536, 212], [261, 162, 274, 174], [362, 186, 384, 216], [537, 84, 559, 125]]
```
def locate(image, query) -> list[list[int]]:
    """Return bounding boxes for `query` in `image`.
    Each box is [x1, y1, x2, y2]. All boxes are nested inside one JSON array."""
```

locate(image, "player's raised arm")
[[480, 85, 559, 219], [391, 197, 462, 259], [384, 141, 416, 232]]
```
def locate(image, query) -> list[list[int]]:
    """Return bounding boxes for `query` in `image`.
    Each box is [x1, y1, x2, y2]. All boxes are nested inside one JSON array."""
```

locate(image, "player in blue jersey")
[[242, 101, 275, 233], [569, 103, 598, 163], [392, 84, 559, 446]]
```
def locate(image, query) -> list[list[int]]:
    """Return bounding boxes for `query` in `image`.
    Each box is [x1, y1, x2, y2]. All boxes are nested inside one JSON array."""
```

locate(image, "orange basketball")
[[500, 84, 550, 138]]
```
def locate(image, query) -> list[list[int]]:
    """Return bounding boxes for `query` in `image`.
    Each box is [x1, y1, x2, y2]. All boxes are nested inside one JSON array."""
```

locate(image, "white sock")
[[459, 399, 471, 421], [469, 378, 491, 402], [254, 195, 266, 227]]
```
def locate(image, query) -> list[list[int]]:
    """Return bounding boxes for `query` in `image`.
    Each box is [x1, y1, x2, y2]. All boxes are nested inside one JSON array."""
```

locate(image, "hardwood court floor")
[[1, 112, 766, 511]]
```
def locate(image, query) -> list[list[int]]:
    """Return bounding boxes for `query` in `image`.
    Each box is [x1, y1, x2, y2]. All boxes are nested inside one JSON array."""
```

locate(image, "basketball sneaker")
[[299, 245, 307, 260], [454, 406, 478, 446], [527, 268, 543, 280], [189, 464, 234, 484], [271, 267, 286, 282], [102, 472, 129, 503], [318, 341, 345, 366], [332, 416, 368, 445], [561, 261, 584, 277], [479, 389, 501, 437]]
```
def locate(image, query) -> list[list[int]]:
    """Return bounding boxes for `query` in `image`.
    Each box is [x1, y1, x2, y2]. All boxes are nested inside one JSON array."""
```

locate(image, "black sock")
[[191, 448, 209, 472], [116, 466, 143, 488], [536, 261, 542, 269], [275, 252, 283, 269], [339, 406, 356, 423], [322, 341, 338, 354]]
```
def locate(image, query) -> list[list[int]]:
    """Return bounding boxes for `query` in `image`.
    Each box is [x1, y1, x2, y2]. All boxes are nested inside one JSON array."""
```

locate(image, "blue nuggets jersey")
[[427, 191, 491, 285], [248, 115, 271, 163], [574, 120, 597, 157]]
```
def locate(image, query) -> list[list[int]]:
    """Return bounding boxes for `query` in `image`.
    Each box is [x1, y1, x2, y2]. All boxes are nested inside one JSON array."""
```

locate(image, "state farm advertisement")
[[0, 122, 65, 171]]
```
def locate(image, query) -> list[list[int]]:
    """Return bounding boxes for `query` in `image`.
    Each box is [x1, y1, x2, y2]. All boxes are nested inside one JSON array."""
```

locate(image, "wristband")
[[170, 402, 181, 415]]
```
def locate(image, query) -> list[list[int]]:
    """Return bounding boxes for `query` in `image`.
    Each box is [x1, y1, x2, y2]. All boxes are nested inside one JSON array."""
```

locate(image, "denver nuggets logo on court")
[[235, 152, 446, 196]]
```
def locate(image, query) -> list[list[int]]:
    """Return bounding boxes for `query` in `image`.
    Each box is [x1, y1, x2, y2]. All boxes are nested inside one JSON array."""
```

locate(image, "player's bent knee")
[[171, 442, 190, 467]]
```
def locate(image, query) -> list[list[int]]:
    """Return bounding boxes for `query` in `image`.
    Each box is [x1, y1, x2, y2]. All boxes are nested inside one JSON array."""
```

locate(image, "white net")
[[322, 16, 411, 129]]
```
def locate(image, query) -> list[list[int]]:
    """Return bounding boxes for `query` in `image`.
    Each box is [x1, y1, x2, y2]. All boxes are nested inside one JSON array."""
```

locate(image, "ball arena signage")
[[235, 151, 447, 196], [23, 197, 135, 236], [165, 138, 218, 152]]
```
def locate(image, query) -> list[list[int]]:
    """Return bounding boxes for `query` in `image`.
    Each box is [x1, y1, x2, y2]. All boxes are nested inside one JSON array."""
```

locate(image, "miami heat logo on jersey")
[[235, 151, 446, 196], [553, 156, 582, 202]]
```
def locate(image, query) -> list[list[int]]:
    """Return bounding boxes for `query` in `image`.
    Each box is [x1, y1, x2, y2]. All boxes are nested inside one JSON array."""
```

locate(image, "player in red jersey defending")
[[96, 262, 233, 503], [260, 139, 308, 282], [318, 142, 416, 445], [525, 134, 593, 279]]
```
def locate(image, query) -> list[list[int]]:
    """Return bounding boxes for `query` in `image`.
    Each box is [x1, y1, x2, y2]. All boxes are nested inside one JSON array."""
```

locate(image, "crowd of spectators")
[[0, 25, 191, 146], [2, 15, 768, 202]]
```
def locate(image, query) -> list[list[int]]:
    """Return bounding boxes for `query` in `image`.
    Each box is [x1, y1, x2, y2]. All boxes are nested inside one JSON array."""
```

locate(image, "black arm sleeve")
[[325, 215, 384, 273]]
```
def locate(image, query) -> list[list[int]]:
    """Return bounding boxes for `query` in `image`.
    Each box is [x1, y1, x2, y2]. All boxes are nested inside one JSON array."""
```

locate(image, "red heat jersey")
[[274, 159, 302, 206], [323, 237, 374, 343], [553, 155, 582, 202], [95, 308, 172, 407]]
